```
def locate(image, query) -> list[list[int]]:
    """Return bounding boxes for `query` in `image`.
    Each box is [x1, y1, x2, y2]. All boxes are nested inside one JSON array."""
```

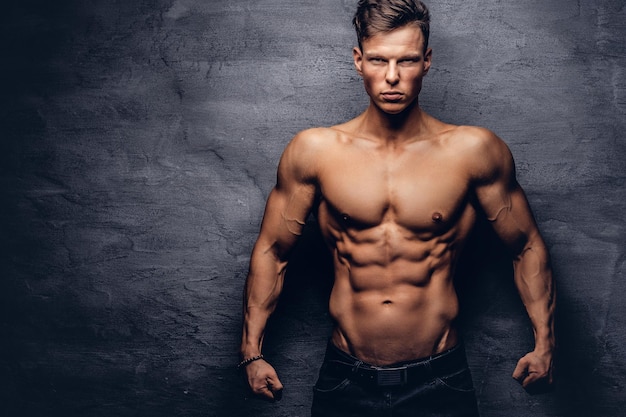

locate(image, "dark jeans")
[[311, 342, 480, 417]]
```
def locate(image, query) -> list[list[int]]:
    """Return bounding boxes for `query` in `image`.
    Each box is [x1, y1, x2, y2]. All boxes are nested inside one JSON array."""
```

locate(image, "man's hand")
[[512, 350, 554, 394], [243, 359, 284, 401]]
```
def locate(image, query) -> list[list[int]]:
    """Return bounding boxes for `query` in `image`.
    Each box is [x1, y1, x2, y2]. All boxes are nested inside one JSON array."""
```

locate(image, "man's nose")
[[385, 62, 399, 85]]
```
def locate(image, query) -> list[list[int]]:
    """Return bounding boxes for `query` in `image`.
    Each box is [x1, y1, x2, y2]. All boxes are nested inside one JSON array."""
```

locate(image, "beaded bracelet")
[[237, 354, 264, 369]]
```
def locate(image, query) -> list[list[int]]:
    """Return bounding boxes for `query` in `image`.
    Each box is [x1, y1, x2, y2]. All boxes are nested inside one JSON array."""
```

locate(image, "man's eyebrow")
[[363, 52, 422, 59], [364, 53, 386, 60]]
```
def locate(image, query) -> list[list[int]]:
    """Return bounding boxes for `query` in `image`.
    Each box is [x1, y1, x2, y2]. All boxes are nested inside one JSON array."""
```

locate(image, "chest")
[[317, 145, 472, 231]]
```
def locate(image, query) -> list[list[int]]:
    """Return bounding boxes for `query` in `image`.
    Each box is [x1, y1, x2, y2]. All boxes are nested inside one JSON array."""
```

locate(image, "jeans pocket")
[[435, 367, 476, 393], [311, 376, 356, 417], [313, 376, 351, 394]]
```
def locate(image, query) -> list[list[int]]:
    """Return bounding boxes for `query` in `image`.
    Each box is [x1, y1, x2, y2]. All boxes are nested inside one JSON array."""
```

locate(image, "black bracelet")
[[237, 354, 264, 369]]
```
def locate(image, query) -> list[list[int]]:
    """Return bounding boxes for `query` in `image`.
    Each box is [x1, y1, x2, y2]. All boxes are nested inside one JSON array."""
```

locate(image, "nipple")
[[432, 212, 443, 223]]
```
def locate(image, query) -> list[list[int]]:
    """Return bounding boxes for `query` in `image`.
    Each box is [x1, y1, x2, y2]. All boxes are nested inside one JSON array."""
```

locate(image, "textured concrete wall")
[[1, 1, 624, 416]]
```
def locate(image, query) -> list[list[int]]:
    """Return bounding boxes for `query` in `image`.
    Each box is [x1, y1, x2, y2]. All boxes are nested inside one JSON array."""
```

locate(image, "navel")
[[341, 213, 351, 222], [382, 300, 393, 305]]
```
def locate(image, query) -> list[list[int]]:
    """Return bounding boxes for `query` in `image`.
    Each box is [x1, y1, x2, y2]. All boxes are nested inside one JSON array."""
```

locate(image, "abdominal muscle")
[[326, 234, 462, 366]]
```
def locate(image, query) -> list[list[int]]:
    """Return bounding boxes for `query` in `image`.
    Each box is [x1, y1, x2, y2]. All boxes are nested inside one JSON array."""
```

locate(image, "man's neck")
[[358, 100, 431, 144]]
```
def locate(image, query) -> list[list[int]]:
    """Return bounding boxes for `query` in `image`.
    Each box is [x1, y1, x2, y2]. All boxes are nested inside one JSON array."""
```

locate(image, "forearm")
[[513, 238, 556, 353], [240, 246, 288, 358], [239, 253, 288, 401]]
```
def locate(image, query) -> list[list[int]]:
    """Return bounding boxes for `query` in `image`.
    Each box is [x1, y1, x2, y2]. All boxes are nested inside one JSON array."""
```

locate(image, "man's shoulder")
[[442, 125, 504, 151], [291, 126, 340, 144], [285, 126, 346, 157], [278, 127, 341, 179], [443, 125, 514, 181]]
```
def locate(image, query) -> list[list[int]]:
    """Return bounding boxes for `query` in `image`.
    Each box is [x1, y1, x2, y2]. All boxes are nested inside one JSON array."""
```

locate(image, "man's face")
[[353, 25, 432, 115]]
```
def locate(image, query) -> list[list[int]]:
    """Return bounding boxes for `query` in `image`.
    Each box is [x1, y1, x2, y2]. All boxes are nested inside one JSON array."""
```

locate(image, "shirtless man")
[[239, 1, 555, 415]]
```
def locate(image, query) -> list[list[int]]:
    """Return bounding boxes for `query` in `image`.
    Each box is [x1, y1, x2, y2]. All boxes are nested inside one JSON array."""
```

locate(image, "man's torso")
[[307, 118, 484, 365]]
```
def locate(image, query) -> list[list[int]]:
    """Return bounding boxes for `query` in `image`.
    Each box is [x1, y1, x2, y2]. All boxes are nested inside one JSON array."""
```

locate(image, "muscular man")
[[239, 1, 555, 415]]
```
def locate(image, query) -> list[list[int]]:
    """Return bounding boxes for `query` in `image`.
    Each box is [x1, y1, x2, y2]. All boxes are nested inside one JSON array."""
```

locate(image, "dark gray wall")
[[1, 1, 624, 416]]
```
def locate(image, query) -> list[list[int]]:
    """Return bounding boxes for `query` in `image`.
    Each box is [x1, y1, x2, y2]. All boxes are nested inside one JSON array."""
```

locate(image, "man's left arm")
[[471, 128, 556, 393]]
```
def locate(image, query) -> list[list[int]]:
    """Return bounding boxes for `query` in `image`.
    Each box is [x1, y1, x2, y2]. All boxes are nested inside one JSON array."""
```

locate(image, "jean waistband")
[[323, 341, 467, 387]]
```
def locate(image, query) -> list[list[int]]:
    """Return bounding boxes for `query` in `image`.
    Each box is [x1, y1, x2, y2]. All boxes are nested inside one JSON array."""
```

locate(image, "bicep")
[[478, 182, 542, 254], [254, 135, 318, 260], [472, 136, 541, 254], [255, 182, 316, 260]]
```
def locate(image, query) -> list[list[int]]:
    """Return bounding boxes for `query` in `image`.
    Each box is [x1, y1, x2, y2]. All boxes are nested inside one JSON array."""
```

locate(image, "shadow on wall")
[[211, 220, 334, 416], [455, 215, 611, 417]]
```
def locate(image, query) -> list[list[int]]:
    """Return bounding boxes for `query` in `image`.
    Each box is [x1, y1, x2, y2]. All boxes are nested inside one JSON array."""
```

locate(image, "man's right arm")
[[240, 131, 320, 400]]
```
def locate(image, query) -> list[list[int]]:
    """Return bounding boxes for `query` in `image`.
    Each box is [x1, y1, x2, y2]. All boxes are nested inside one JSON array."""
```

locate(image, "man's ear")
[[353, 46, 363, 76], [423, 47, 433, 75]]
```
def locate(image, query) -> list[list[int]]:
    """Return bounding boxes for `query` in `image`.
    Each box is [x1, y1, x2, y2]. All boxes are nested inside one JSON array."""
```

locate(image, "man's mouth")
[[382, 92, 403, 101]]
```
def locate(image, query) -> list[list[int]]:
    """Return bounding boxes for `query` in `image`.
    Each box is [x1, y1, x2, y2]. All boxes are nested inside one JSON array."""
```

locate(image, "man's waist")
[[322, 340, 467, 388]]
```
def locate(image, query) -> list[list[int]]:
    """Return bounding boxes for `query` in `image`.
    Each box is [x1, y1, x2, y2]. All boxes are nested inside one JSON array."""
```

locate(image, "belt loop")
[[351, 360, 363, 374], [424, 359, 433, 374]]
